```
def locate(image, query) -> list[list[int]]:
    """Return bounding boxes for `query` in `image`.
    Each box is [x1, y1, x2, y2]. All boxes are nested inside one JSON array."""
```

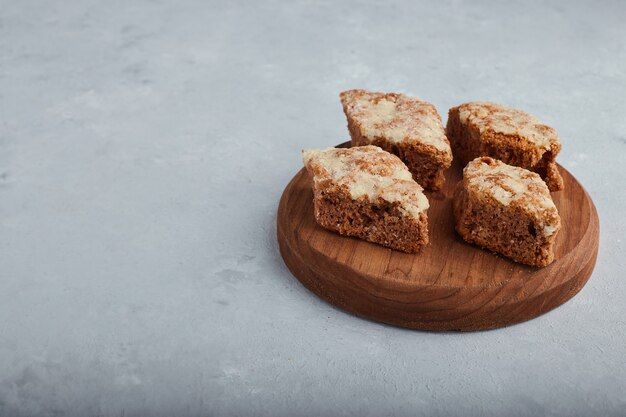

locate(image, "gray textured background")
[[1, 0, 625, 416]]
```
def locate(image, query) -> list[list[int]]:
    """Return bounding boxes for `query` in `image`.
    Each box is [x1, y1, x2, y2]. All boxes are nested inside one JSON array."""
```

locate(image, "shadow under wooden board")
[[277, 142, 599, 331]]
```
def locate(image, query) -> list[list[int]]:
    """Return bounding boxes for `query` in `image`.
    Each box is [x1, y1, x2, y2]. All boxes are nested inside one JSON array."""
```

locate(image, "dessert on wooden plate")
[[278, 91, 598, 330], [446, 102, 564, 191], [453, 156, 561, 266], [302, 145, 429, 253], [280, 140, 598, 330], [340, 89, 452, 190]]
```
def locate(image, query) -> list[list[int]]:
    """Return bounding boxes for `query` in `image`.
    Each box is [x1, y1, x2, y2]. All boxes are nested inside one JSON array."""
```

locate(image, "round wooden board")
[[277, 143, 599, 331]]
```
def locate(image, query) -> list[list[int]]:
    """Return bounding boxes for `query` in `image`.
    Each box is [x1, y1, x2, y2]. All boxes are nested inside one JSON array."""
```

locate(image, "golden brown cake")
[[302, 145, 429, 253], [340, 89, 452, 190], [447, 102, 564, 191], [453, 157, 561, 266]]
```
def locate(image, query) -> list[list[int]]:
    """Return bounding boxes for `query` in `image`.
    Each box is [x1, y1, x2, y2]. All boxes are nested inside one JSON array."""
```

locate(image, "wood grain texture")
[[277, 143, 599, 331]]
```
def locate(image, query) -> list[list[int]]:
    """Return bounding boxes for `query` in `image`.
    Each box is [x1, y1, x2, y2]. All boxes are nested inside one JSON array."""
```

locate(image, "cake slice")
[[302, 145, 429, 253], [453, 157, 561, 266], [340, 89, 452, 190], [447, 102, 564, 191]]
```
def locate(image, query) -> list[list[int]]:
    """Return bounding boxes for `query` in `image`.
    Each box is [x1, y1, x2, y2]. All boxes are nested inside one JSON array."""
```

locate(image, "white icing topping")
[[341, 90, 450, 153], [458, 102, 558, 150], [542, 223, 559, 237], [360, 98, 397, 123], [302, 146, 429, 218]]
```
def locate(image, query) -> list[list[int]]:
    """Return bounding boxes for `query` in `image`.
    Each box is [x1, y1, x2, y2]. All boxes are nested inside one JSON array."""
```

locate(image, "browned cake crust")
[[314, 188, 429, 253], [302, 146, 429, 253], [447, 103, 564, 191], [453, 157, 561, 267], [340, 90, 452, 190]]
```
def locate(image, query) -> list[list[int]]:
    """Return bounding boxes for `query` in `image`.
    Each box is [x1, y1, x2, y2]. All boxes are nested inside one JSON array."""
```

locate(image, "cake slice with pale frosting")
[[453, 157, 561, 266], [302, 145, 429, 253], [340, 89, 452, 190], [447, 102, 564, 191]]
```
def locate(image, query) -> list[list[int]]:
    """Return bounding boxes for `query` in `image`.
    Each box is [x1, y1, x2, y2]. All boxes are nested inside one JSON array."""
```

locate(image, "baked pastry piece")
[[340, 89, 452, 190], [453, 157, 561, 266], [447, 102, 564, 191], [302, 145, 429, 253]]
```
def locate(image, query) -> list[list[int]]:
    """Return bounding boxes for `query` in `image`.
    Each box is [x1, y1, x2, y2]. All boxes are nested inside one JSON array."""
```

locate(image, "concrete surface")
[[1, 0, 625, 416]]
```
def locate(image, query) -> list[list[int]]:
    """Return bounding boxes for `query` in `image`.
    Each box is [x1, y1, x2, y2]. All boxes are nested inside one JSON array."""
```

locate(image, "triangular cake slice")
[[447, 102, 564, 191], [340, 89, 452, 190], [453, 157, 561, 266], [302, 145, 429, 253]]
